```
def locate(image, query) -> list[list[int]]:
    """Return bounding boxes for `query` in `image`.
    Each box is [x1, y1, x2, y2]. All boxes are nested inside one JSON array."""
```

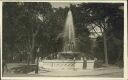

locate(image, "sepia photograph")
[[1, 1, 126, 78]]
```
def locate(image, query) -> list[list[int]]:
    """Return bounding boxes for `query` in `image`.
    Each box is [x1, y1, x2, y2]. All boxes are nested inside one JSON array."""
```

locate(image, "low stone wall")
[[39, 60, 95, 70]]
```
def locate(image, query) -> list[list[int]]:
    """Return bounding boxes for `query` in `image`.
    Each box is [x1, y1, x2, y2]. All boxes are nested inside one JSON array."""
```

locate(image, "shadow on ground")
[[10, 65, 51, 74], [11, 65, 36, 74]]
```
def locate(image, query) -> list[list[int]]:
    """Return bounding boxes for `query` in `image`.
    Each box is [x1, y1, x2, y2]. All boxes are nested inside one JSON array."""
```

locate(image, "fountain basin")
[[39, 60, 95, 70], [39, 60, 83, 70]]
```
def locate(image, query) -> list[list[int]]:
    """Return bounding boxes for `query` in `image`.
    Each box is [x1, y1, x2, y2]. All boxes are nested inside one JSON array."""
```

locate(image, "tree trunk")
[[30, 34, 35, 64], [29, 27, 40, 64], [103, 32, 108, 65]]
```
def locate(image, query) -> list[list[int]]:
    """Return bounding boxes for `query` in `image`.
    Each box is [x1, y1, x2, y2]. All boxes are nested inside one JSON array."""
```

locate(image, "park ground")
[[2, 63, 123, 77]]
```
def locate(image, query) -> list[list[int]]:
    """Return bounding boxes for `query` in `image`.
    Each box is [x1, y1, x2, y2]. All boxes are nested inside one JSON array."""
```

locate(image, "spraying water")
[[63, 10, 76, 52]]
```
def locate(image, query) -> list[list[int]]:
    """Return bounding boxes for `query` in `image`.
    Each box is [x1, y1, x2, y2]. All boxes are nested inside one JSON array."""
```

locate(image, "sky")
[[50, 2, 82, 8]]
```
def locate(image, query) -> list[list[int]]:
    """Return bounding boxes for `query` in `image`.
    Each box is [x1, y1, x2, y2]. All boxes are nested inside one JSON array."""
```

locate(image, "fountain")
[[39, 10, 95, 70]]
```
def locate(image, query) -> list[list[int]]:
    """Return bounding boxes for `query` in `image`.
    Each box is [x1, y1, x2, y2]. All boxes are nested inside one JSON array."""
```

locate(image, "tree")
[[3, 2, 54, 63], [73, 3, 123, 65]]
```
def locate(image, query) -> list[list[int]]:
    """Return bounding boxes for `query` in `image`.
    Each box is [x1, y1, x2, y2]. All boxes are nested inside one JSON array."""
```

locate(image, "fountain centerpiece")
[[58, 10, 81, 60]]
